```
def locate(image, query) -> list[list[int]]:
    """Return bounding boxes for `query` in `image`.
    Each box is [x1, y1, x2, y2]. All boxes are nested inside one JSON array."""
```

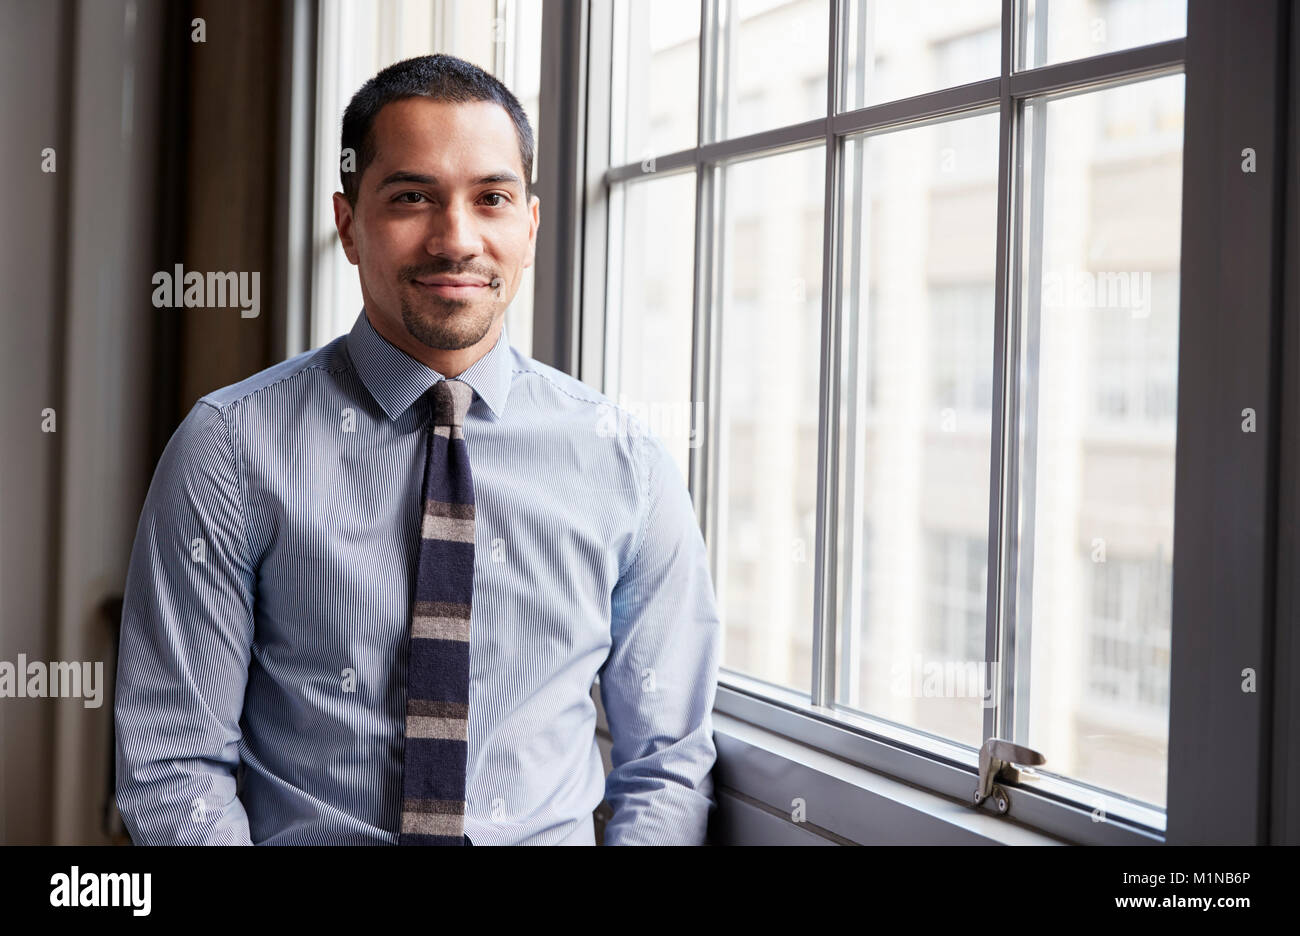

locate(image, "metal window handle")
[[973, 738, 1047, 815]]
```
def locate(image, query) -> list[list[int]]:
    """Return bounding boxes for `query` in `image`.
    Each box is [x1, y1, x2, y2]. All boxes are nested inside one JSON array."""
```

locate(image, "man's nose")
[[426, 200, 484, 258]]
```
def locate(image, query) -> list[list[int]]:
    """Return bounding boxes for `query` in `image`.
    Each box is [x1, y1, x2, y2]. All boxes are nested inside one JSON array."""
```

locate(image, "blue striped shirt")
[[114, 309, 721, 845]]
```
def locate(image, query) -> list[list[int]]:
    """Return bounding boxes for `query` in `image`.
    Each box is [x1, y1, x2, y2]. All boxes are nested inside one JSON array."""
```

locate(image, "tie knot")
[[430, 378, 473, 428]]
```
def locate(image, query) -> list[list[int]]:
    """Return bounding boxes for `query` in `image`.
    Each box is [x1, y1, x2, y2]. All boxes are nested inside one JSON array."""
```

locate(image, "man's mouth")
[[410, 276, 492, 299]]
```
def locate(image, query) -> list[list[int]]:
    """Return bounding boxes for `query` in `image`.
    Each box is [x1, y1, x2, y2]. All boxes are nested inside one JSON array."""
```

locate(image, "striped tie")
[[399, 377, 476, 846]]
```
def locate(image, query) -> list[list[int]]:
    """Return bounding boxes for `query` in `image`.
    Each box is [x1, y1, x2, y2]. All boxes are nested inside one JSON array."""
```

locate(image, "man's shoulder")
[[509, 350, 607, 408], [509, 349, 653, 437], [508, 349, 674, 501], [197, 335, 351, 414]]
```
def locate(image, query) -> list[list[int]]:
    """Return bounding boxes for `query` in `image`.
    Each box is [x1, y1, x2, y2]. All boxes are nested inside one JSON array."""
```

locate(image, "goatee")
[[400, 295, 490, 351]]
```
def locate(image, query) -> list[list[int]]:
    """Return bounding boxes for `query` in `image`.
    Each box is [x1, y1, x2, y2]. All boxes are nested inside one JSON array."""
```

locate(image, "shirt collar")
[[346, 308, 512, 422]]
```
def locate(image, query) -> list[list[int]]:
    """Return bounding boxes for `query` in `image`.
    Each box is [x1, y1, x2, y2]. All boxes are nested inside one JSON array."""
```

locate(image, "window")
[[1021, 0, 1187, 69], [843, 1, 1001, 111], [930, 284, 996, 419], [1085, 554, 1172, 715], [917, 530, 989, 747], [722, 0, 830, 139], [1087, 275, 1179, 429], [310, 0, 542, 354], [923, 532, 988, 664], [1014, 73, 1183, 810], [612, 0, 701, 165], [1080, 553, 1172, 806], [837, 112, 999, 749], [606, 169, 699, 481], [596, 0, 1194, 841], [714, 146, 825, 693]]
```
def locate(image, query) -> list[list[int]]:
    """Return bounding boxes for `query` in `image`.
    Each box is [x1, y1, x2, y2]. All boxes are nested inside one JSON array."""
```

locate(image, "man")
[[114, 54, 721, 845]]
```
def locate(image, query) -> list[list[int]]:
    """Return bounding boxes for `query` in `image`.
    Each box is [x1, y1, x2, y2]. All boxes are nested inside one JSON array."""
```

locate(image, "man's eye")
[[396, 191, 428, 204], [482, 192, 507, 207]]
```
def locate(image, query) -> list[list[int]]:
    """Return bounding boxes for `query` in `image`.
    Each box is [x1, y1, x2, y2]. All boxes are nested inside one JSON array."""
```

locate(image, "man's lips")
[[410, 277, 491, 298]]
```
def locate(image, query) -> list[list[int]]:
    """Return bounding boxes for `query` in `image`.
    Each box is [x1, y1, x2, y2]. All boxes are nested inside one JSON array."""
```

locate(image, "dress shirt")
[[114, 308, 721, 845]]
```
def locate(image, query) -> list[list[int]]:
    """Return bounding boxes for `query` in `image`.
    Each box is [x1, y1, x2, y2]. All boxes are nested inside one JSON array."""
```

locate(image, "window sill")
[[709, 710, 1066, 845], [592, 676, 1164, 844], [710, 680, 1166, 845]]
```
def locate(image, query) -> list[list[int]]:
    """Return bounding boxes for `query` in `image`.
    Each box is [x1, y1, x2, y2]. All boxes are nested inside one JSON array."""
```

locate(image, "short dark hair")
[[340, 53, 534, 206]]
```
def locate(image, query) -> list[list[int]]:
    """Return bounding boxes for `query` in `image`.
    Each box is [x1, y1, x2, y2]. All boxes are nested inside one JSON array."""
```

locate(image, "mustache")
[[399, 261, 498, 283]]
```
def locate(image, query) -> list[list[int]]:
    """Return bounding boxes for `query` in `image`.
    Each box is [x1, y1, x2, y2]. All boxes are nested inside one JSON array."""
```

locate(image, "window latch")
[[973, 738, 1046, 815]]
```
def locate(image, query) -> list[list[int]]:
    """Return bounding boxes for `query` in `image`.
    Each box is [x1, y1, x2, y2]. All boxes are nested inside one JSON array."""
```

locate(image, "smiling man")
[[114, 54, 721, 846]]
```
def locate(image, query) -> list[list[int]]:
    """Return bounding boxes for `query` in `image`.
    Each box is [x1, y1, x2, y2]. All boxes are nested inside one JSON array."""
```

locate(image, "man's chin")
[[403, 285, 465, 310], [400, 299, 490, 349]]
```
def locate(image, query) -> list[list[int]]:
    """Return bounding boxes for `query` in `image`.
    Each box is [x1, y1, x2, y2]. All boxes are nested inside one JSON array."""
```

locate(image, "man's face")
[[333, 97, 539, 352]]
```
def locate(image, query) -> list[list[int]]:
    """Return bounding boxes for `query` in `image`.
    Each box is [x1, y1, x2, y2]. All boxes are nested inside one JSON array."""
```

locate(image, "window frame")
[[554, 0, 1293, 845]]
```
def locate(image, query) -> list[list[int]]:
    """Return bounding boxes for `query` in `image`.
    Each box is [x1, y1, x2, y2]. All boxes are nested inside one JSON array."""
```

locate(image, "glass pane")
[[1020, 0, 1186, 70], [610, 172, 700, 482], [834, 114, 1001, 749], [716, 146, 825, 693], [719, 0, 829, 141], [613, 0, 700, 165], [841, 0, 1001, 112], [1015, 73, 1184, 808]]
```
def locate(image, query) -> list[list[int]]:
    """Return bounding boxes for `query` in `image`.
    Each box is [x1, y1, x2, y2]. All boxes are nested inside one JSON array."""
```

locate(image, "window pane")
[[717, 146, 825, 693], [841, 0, 1000, 112], [1020, 0, 1186, 70], [718, 0, 829, 141], [834, 114, 1001, 748], [610, 172, 699, 481], [1015, 73, 1184, 807], [613, 0, 700, 164]]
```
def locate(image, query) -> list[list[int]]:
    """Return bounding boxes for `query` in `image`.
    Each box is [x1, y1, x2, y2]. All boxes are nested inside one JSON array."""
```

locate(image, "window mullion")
[[811, 0, 845, 709], [692, 0, 722, 577], [1012, 62, 1050, 747], [985, 0, 1019, 747]]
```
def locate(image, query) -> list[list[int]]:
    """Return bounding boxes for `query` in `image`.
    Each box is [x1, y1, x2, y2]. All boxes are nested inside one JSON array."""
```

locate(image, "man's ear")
[[523, 194, 540, 269], [332, 192, 360, 266]]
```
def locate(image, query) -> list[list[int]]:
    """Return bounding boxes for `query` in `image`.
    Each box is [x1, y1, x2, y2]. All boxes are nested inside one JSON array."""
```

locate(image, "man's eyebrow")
[[376, 170, 523, 189]]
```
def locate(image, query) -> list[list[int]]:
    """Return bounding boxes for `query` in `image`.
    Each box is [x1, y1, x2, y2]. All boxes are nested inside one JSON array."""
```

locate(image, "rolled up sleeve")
[[114, 399, 256, 845], [600, 430, 721, 845]]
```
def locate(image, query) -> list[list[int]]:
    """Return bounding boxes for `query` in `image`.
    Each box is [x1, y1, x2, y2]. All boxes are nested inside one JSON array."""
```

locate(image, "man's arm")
[[600, 429, 721, 845], [114, 400, 256, 845]]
